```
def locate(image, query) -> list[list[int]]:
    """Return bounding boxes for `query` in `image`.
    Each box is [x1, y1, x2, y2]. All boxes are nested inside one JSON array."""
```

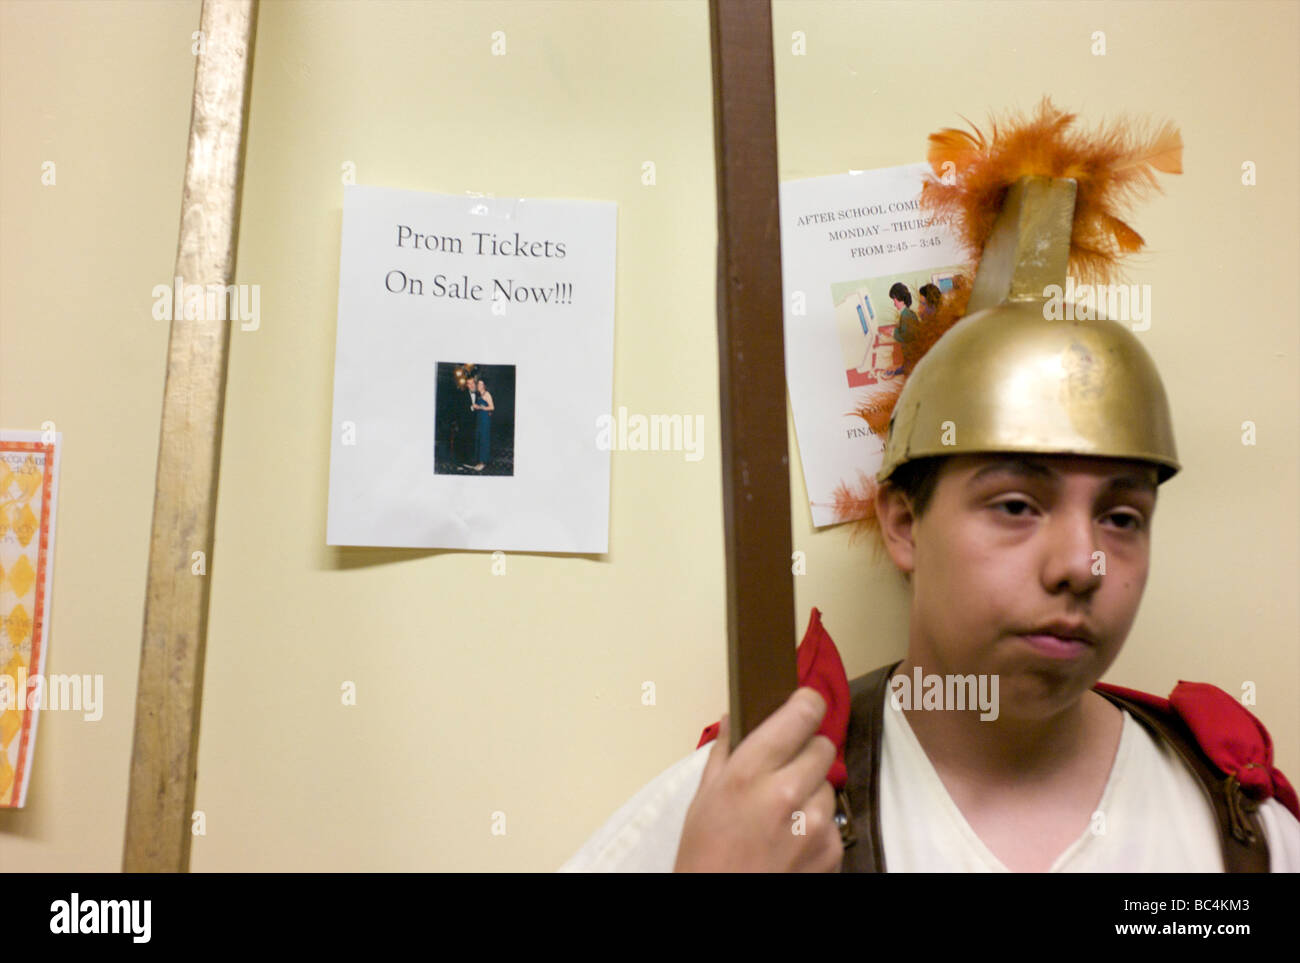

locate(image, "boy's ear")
[[874, 481, 917, 577]]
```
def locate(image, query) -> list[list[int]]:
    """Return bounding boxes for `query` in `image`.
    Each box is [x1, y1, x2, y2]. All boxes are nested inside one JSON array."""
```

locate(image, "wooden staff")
[[708, 0, 798, 747], [123, 0, 257, 872]]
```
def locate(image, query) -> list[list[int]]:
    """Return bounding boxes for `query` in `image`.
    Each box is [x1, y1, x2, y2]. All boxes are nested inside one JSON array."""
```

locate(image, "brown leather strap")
[[1093, 688, 1270, 873], [839, 661, 900, 873], [839, 664, 1270, 872]]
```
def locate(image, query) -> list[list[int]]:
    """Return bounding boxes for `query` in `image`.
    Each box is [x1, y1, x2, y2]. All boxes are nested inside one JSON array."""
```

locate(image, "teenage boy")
[[562, 416, 1299, 874], [560, 176, 1299, 872]]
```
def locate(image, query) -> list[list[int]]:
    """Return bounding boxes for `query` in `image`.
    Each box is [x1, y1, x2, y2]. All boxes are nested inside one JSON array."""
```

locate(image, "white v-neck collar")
[[882, 691, 1134, 872]]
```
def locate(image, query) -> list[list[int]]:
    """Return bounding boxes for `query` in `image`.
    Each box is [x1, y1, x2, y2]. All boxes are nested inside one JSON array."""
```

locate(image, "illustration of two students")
[[892, 281, 944, 339], [464, 377, 494, 472], [859, 282, 943, 374]]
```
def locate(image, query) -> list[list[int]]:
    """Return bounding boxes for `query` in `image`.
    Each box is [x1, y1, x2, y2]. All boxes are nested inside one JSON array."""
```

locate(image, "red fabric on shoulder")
[[696, 607, 851, 790], [1096, 680, 1300, 821]]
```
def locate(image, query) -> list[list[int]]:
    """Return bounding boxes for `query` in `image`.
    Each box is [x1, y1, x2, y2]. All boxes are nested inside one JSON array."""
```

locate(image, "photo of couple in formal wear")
[[433, 363, 516, 477]]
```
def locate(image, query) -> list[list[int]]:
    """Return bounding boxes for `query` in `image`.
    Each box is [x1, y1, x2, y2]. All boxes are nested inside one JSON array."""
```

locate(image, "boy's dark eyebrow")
[[1102, 475, 1159, 497], [968, 458, 1158, 495]]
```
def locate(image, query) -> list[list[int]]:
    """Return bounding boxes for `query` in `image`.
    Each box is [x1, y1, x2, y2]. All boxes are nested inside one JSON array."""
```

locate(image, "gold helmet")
[[877, 175, 1180, 484]]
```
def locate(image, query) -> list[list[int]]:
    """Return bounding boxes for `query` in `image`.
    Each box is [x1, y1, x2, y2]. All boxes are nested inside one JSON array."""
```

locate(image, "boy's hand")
[[673, 688, 843, 872]]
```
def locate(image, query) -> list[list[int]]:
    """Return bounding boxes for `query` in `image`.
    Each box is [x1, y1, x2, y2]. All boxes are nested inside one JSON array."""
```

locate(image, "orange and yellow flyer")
[[0, 429, 61, 808]]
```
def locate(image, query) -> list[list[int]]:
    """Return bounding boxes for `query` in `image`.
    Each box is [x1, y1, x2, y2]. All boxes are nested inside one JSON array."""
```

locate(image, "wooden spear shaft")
[[123, 0, 257, 872], [707, 0, 798, 747]]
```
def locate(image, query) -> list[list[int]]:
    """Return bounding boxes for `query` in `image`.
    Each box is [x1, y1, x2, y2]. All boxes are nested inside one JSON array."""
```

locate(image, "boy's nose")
[[1040, 509, 1103, 595]]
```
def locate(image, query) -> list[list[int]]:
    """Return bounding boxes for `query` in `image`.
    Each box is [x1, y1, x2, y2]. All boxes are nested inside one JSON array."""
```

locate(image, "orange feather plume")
[[830, 98, 1181, 544], [921, 96, 1182, 284]]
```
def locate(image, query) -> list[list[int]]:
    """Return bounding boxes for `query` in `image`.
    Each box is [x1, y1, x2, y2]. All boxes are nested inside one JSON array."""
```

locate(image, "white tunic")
[[559, 689, 1300, 872]]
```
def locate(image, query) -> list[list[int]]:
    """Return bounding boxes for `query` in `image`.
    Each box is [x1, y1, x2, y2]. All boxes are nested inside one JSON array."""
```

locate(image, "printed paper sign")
[[327, 186, 617, 552], [780, 164, 970, 528], [0, 429, 61, 808]]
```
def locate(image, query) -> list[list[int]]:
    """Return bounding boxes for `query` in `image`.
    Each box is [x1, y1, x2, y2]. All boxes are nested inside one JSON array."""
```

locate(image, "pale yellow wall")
[[1, 0, 1295, 872], [0, 0, 201, 869]]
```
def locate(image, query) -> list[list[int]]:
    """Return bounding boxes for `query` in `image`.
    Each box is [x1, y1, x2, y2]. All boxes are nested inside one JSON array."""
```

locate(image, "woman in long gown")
[[472, 377, 494, 471]]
